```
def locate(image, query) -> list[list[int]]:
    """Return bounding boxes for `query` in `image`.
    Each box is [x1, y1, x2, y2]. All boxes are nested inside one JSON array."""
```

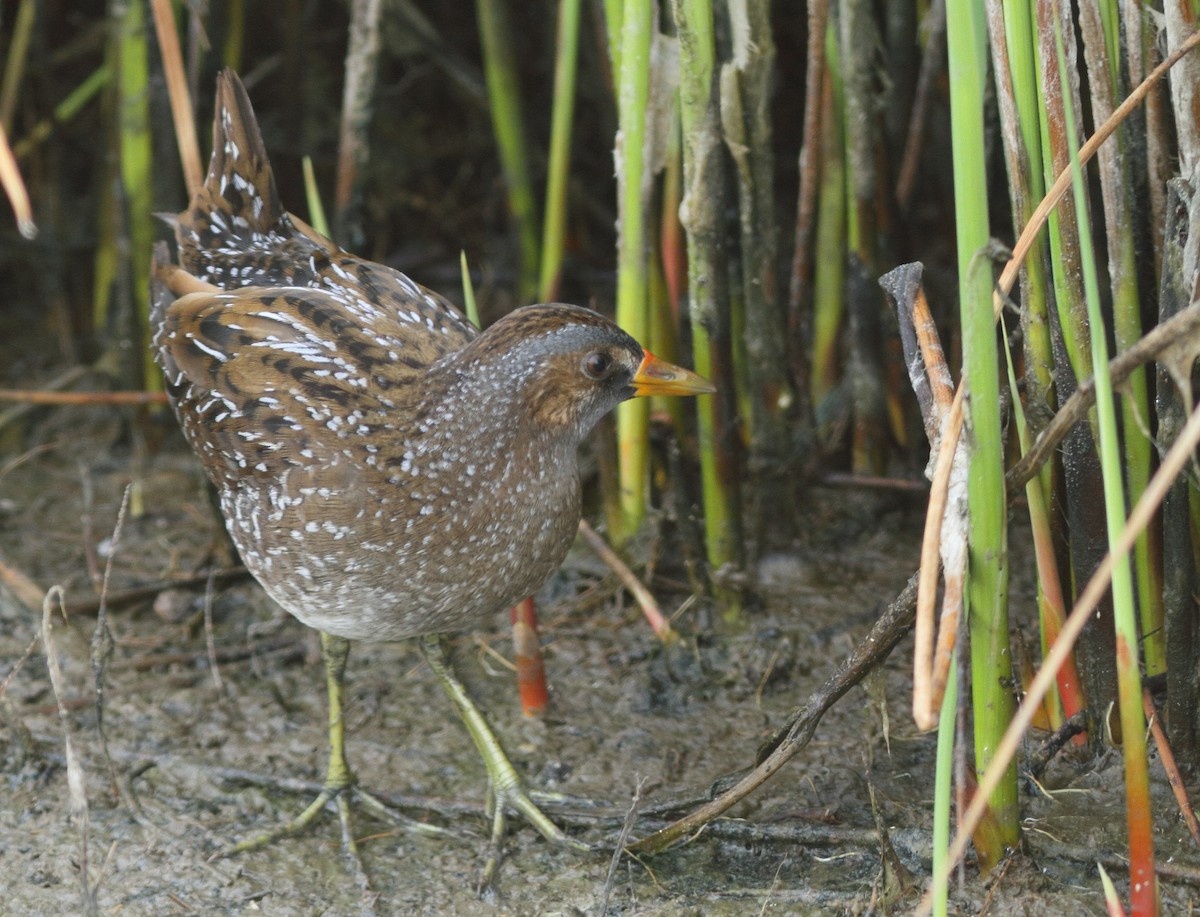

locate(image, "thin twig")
[[0, 366, 88, 436], [0, 389, 169, 406], [0, 632, 42, 698], [1007, 299, 1200, 493], [577, 520, 676, 642], [91, 485, 131, 789], [1143, 688, 1200, 849], [600, 777, 647, 915], [629, 573, 918, 854]]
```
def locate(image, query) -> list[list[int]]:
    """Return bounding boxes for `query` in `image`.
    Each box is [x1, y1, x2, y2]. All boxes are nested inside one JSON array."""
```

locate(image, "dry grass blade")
[[0, 120, 36, 238], [1007, 299, 1200, 494], [912, 386, 964, 731], [0, 545, 47, 612], [599, 777, 647, 914], [880, 264, 963, 730], [150, 0, 202, 195], [92, 485, 131, 787], [43, 586, 99, 916]]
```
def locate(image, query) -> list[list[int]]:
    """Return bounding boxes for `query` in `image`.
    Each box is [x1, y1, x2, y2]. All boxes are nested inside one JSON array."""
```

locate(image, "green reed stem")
[[460, 251, 482, 329], [301, 156, 331, 238], [1082, 0, 1162, 677], [0, 0, 37, 134], [810, 20, 845, 418], [1003, 317, 1084, 726], [611, 0, 653, 546], [672, 0, 743, 618], [987, 0, 1085, 731], [223, 0, 245, 70], [946, 0, 1016, 867], [112, 0, 154, 388], [538, 0, 582, 303], [476, 0, 539, 303], [602, 0, 623, 83]]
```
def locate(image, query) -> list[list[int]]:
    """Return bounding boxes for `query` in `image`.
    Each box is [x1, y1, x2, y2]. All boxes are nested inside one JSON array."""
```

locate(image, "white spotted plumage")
[[151, 70, 661, 645]]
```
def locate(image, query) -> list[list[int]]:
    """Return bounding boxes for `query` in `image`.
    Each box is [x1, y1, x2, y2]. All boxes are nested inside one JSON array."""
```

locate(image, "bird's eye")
[[582, 351, 612, 379]]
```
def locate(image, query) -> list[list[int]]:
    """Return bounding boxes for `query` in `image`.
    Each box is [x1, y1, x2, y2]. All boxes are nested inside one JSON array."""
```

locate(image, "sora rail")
[[151, 70, 712, 879]]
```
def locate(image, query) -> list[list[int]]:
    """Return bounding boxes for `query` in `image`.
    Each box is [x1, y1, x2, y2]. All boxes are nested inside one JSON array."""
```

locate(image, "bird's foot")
[[475, 760, 595, 892], [212, 782, 460, 874], [419, 635, 598, 892]]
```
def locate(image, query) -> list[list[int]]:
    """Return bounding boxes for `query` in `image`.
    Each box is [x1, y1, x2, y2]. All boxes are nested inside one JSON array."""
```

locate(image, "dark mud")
[[2, 404, 1200, 915]]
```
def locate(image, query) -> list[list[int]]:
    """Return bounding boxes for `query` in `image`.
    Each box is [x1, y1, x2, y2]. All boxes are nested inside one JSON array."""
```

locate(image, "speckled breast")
[[212, 433, 582, 643]]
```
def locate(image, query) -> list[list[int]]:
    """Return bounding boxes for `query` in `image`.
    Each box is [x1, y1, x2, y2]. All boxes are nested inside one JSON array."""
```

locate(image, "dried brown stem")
[[895, 0, 946, 209], [0, 546, 47, 613], [577, 520, 675, 642], [150, 0, 202, 195], [1144, 688, 1200, 849], [787, 0, 829, 330], [0, 389, 170, 406]]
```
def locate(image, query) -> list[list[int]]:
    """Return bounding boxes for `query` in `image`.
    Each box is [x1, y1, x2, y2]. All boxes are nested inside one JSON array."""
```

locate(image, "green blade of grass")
[[930, 653, 957, 917], [1056, 24, 1156, 914], [460, 250, 481, 329], [1079, 0, 1163, 678], [301, 156, 331, 238]]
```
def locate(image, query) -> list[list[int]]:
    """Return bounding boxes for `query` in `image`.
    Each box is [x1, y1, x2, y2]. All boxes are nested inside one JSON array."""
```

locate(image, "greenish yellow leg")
[[419, 635, 589, 885], [216, 632, 449, 866]]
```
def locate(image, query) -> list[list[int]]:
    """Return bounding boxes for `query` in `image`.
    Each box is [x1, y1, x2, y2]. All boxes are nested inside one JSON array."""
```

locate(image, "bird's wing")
[[152, 256, 458, 484]]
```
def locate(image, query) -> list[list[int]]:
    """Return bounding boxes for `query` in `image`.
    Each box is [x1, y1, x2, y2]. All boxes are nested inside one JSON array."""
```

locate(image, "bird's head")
[[449, 304, 714, 440]]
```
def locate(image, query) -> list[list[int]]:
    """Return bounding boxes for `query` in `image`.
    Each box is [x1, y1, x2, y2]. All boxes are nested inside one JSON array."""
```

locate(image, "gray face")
[[436, 304, 647, 444]]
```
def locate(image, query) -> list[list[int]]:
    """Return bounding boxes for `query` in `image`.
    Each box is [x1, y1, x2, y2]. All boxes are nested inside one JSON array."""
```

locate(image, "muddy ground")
[[3, 396, 1200, 915]]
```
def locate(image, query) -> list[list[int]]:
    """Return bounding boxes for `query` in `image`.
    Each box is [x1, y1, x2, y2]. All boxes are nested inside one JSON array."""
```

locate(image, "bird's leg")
[[216, 633, 353, 859], [419, 635, 590, 887], [215, 632, 451, 869]]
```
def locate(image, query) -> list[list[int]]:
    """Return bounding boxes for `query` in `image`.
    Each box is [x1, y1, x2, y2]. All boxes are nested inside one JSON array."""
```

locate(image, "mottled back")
[[174, 69, 474, 361]]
